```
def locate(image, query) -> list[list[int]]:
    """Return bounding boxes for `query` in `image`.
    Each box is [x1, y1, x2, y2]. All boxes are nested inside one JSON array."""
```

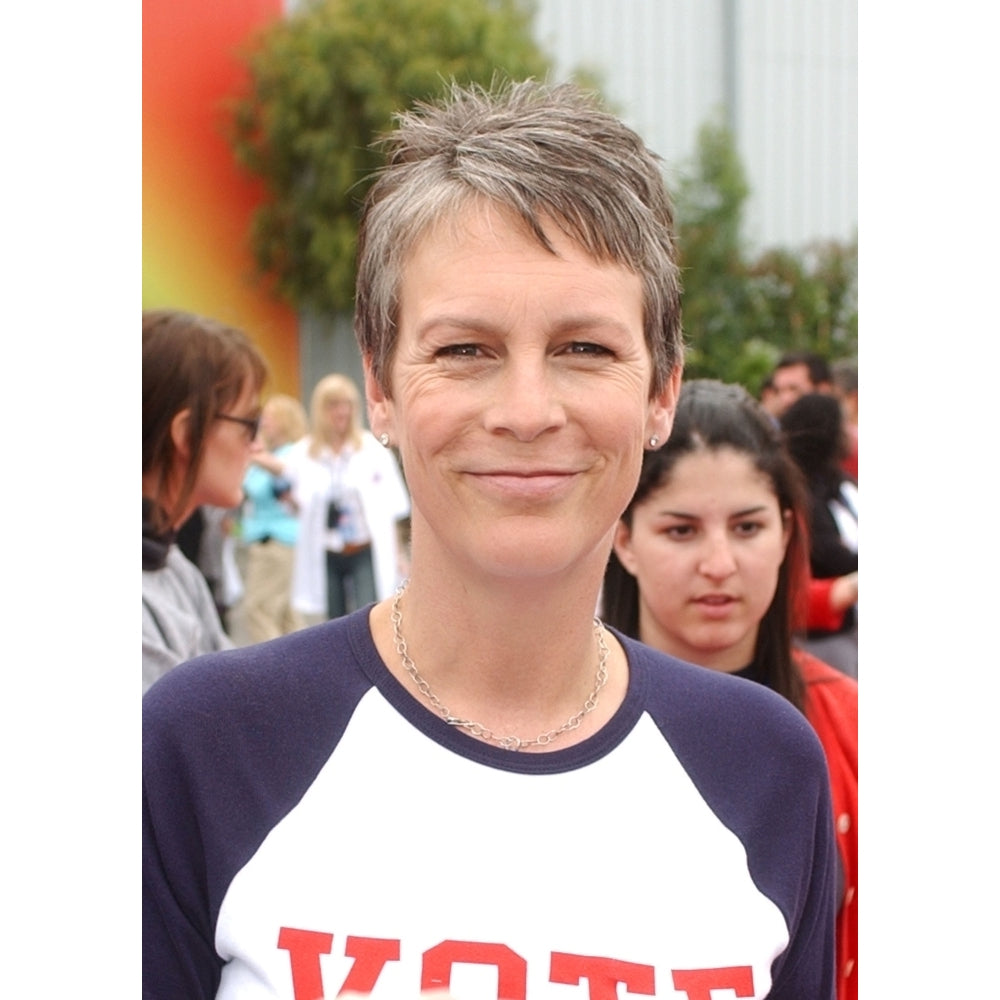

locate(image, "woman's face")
[[190, 377, 260, 514], [259, 402, 283, 449], [367, 202, 678, 583], [321, 396, 354, 439], [613, 447, 790, 671]]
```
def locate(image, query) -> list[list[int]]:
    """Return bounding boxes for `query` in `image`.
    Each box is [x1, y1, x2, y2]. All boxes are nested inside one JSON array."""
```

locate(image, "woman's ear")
[[612, 519, 639, 576], [646, 365, 683, 447], [170, 409, 192, 459], [363, 355, 393, 442]]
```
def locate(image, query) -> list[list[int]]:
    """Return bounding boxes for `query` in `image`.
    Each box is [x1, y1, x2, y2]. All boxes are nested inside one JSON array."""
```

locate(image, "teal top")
[[240, 443, 299, 546]]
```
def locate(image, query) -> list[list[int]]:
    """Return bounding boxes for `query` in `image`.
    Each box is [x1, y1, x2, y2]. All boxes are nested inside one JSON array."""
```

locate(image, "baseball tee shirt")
[[143, 609, 837, 999]]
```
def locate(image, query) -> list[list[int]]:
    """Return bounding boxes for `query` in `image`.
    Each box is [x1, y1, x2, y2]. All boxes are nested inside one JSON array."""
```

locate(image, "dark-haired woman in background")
[[781, 391, 858, 679], [142, 308, 268, 692], [603, 379, 858, 1000]]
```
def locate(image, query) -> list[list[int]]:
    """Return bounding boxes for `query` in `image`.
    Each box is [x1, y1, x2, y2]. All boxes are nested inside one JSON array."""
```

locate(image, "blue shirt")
[[240, 443, 299, 546]]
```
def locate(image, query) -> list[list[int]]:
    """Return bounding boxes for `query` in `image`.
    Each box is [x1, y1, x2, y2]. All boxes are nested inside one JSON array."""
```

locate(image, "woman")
[[781, 391, 859, 678], [141, 308, 268, 692], [144, 81, 837, 998], [604, 379, 858, 1000], [238, 393, 308, 643], [259, 373, 410, 621]]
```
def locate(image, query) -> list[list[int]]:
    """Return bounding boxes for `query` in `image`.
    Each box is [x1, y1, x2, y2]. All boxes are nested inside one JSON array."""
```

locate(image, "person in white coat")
[[253, 373, 410, 620]]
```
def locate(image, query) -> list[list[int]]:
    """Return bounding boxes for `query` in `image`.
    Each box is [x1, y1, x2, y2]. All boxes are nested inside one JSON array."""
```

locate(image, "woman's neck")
[[370, 578, 626, 753], [382, 542, 620, 694], [141, 474, 195, 532]]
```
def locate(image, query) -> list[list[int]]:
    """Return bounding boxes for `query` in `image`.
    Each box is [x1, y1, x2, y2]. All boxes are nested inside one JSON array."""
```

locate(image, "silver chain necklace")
[[390, 581, 610, 752]]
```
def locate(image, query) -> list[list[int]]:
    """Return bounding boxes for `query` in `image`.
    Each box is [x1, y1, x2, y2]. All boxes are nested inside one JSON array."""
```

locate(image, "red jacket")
[[807, 576, 849, 632], [798, 650, 858, 1000], [842, 422, 859, 481]]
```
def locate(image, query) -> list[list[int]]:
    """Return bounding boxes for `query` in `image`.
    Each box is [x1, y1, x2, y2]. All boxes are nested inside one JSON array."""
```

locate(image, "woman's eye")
[[437, 343, 482, 358], [564, 341, 612, 356], [734, 521, 763, 537], [664, 524, 694, 540]]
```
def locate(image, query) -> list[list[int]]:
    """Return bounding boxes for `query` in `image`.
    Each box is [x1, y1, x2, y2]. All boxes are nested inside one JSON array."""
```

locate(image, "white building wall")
[[531, 0, 857, 251]]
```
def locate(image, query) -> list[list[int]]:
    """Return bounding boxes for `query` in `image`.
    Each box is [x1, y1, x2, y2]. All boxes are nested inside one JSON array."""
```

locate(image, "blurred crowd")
[[160, 373, 412, 668], [760, 351, 859, 679]]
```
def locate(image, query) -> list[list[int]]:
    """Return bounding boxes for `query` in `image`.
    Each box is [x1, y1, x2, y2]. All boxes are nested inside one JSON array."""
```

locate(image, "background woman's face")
[[260, 404, 281, 448], [322, 397, 353, 437], [193, 378, 260, 513], [614, 448, 789, 671]]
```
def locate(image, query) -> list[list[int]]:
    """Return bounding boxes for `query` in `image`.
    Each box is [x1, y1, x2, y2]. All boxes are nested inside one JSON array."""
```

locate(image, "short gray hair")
[[354, 79, 683, 397]]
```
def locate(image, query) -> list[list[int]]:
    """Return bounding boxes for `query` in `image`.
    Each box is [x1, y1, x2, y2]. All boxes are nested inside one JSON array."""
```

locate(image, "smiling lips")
[[471, 469, 578, 500]]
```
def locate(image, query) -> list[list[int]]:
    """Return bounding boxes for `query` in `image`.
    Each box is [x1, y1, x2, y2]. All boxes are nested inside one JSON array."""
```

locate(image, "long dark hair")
[[780, 390, 852, 500], [602, 379, 810, 711], [142, 309, 268, 533]]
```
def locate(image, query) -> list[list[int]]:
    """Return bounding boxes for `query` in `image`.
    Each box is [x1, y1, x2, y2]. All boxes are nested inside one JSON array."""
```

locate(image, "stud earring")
[[648, 435, 660, 448], [379, 433, 390, 447]]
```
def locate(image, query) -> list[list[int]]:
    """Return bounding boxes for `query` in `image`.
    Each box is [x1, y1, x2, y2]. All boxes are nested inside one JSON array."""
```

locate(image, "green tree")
[[228, 0, 552, 316], [673, 113, 758, 385], [675, 115, 858, 393]]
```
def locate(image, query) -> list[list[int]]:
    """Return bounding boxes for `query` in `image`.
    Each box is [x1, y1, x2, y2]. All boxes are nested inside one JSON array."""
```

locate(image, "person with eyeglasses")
[[142, 308, 268, 693]]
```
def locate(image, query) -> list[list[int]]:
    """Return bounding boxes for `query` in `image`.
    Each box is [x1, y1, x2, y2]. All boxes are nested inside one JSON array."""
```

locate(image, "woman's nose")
[[483, 357, 567, 441], [698, 534, 737, 579]]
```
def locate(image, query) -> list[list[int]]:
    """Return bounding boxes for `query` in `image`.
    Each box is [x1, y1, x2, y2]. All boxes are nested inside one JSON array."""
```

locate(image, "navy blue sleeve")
[[142, 616, 373, 1000], [621, 637, 838, 999]]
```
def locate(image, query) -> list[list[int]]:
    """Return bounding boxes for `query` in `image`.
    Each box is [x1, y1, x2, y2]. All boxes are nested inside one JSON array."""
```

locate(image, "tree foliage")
[[228, 0, 552, 316], [674, 115, 858, 393], [229, 11, 855, 388]]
